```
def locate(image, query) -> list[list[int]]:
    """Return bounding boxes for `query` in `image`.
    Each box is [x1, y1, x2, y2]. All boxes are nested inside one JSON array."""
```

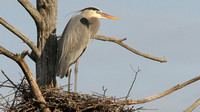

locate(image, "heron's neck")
[[88, 17, 100, 35]]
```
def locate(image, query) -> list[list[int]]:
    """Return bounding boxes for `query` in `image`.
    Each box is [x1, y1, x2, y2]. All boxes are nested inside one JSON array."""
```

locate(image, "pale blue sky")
[[1, 0, 200, 111]]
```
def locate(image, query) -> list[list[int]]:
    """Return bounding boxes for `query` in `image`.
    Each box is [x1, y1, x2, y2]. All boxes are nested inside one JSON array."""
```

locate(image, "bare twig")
[[184, 98, 200, 112], [0, 92, 15, 102], [115, 76, 200, 105], [18, 0, 44, 29], [137, 107, 158, 111], [92, 35, 167, 63], [0, 46, 50, 112], [11, 76, 26, 107], [125, 66, 141, 100], [1, 71, 19, 92], [0, 94, 10, 108], [21, 50, 31, 58], [0, 85, 15, 88], [0, 80, 9, 88], [102, 86, 107, 99], [0, 18, 41, 58]]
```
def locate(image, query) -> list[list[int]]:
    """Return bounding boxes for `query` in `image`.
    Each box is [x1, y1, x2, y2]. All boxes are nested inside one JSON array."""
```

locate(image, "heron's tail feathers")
[[55, 61, 70, 79]]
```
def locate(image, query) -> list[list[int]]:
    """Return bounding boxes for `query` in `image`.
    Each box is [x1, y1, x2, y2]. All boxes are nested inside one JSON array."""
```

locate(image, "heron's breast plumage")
[[56, 14, 100, 78]]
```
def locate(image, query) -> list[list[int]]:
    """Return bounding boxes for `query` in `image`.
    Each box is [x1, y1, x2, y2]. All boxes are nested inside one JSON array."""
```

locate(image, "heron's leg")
[[68, 67, 71, 92], [74, 58, 79, 93]]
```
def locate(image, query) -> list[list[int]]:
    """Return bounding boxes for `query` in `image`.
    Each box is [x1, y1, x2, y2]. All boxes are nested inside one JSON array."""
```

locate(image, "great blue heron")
[[55, 7, 119, 91]]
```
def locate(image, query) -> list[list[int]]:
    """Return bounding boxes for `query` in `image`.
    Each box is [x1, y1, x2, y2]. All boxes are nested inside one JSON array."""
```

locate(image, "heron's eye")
[[96, 10, 100, 13]]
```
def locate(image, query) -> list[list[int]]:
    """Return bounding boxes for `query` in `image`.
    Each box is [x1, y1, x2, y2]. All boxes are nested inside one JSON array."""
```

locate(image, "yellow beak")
[[100, 13, 120, 20]]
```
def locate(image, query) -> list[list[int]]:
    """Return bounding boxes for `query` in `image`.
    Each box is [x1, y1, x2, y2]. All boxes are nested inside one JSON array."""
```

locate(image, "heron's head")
[[81, 7, 120, 20]]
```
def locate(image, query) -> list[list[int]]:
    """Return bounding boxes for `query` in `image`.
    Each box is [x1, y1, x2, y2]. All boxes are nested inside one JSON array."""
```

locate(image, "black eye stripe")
[[81, 7, 100, 11]]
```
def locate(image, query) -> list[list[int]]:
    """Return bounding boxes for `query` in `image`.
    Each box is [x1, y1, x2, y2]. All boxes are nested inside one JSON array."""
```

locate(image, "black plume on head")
[[81, 7, 100, 11]]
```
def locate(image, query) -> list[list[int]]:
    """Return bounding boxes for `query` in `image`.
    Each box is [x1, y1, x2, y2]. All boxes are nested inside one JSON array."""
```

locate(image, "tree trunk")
[[36, 0, 57, 88]]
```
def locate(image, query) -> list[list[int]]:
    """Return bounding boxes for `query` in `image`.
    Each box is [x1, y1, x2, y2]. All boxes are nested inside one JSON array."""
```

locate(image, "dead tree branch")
[[102, 86, 107, 99], [125, 66, 141, 100], [91, 35, 167, 63], [0, 46, 50, 112], [184, 98, 200, 112], [18, 0, 44, 29], [0, 17, 41, 58], [11, 76, 26, 107], [115, 76, 200, 105], [1, 71, 18, 90]]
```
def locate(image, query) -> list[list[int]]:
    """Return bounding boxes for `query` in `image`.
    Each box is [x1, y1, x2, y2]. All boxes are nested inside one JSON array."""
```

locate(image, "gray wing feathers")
[[55, 15, 90, 78]]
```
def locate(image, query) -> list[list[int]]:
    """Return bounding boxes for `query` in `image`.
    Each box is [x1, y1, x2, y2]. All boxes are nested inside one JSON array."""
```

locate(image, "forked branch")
[[115, 76, 200, 105], [0, 46, 50, 112], [0, 17, 41, 58], [18, 0, 44, 29], [125, 66, 141, 100], [92, 35, 167, 63]]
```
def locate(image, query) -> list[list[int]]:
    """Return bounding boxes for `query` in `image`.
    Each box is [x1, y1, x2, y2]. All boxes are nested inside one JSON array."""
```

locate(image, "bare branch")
[[21, 50, 31, 58], [57, 34, 167, 63], [0, 46, 50, 112], [125, 66, 141, 100], [0, 94, 10, 108], [0, 46, 20, 61], [1, 70, 18, 90], [184, 98, 200, 112], [91, 35, 127, 43], [0, 18, 41, 58], [102, 86, 107, 99], [11, 76, 26, 107], [18, 0, 44, 29], [115, 76, 200, 105], [92, 35, 167, 63]]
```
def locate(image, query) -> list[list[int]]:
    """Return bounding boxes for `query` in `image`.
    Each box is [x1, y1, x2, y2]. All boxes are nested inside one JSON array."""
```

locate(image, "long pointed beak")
[[100, 13, 120, 20]]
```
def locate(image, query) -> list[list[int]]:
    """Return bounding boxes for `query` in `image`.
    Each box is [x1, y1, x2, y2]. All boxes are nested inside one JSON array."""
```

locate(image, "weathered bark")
[[36, 0, 58, 88]]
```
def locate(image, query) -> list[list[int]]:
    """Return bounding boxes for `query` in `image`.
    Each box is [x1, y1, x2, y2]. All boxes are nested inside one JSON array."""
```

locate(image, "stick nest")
[[1, 78, 138, 112]]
